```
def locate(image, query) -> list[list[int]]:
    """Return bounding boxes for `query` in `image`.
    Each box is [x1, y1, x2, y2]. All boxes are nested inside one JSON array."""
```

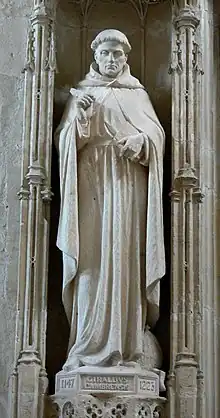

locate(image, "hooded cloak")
[[55, 64, 165, 369]]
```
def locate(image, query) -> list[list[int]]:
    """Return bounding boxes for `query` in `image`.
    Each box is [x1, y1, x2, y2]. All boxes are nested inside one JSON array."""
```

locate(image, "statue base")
[[48, 394, 166, 418], [47, 366, 166, 417], [56, 366, 161, 397]]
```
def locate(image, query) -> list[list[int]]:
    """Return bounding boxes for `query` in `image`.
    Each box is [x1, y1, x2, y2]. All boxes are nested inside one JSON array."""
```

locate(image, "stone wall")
[[0, 1, 33, 417], [213, 0, 220, 415]]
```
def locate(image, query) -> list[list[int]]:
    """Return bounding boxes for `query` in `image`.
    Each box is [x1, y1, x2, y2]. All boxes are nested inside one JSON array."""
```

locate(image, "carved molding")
[[17, 185, 30, 201], [41, 186, 54, 202], [169, 34, 183, 74], [193, 187, 205, 203], [174, 7, 200, 29], [17, 350, 42, 366], [26, 162, 46, 185], [68, 0, 168, 23], [45, 22, 57, 71], [173, 165, 198, 190], [171, 165, 204, 203], [23, 27, 35, 73], [192, 41, 204, 75], [47, 395, 166, 418], [175, 352, 198, 368]]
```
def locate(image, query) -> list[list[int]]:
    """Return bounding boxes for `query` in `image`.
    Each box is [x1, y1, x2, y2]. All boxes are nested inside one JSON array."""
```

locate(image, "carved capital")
[[41, 186, 54, 202], [175, 352, 198, 368], [174, 7, 200, 30], [17, 349, 41, 366], [17, 185, 30, 200], [170, 165, 205, 202], [170, 189, 181, 202], [193, 187, 205, 203], [31, 2, 54, 25], [174, 164, 198, 191], [26, 162, 46, 186]]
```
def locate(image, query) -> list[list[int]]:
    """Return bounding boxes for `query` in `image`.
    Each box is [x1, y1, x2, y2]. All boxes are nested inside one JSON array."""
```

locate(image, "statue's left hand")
[[118, 134, 144, 162], [104, 121, 147, 163]]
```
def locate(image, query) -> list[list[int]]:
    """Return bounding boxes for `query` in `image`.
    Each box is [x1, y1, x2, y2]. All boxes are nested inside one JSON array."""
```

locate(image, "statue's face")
[[94, 41, 127, 78]]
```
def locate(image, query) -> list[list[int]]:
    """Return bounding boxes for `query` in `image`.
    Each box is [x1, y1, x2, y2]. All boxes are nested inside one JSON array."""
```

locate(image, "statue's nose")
[[108, 52, 114, 62]]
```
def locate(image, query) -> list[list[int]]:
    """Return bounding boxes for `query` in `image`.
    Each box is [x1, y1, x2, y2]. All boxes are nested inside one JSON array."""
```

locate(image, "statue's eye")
[[101, 50, 108, 56], [114, 51, 123, 58]]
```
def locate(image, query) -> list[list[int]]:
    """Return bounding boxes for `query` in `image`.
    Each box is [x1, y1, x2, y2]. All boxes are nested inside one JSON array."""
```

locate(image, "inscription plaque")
[[58, 376, 76, 392], [81, 374, 134, 392], [138, 378, 157, 395]]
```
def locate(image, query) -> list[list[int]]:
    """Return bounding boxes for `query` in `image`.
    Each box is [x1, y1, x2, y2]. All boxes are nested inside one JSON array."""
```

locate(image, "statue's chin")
[[100, 70, 121, 78]]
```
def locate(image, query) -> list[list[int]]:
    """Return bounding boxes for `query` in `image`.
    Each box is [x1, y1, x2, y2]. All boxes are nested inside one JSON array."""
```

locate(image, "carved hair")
[[91, 29, 131, 53]]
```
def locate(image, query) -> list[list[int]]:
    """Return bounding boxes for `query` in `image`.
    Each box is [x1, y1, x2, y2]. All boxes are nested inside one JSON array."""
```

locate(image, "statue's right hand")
[[76, 94, 95, 110]]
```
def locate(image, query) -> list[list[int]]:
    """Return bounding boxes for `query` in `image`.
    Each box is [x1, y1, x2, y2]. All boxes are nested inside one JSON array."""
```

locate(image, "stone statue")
[[55, 29, 165, 373]]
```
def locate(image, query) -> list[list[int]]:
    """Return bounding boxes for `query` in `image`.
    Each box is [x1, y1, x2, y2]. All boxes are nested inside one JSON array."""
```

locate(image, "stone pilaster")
[[168, 2, 205, 417], [197, 0, 220, 417], [9, 1, 56, 417]]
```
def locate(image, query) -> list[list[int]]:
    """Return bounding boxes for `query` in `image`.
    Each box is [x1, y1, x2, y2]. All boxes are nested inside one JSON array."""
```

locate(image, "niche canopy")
[[69, 0, 168, 22]]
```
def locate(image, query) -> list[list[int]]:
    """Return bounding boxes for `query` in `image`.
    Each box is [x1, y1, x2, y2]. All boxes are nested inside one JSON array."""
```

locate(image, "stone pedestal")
[[47, 366, 166, 417], [49, 394, 166, 418]]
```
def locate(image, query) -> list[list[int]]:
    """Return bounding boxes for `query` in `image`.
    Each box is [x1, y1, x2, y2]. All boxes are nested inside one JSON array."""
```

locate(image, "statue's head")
[[91, 29, 131, 78]]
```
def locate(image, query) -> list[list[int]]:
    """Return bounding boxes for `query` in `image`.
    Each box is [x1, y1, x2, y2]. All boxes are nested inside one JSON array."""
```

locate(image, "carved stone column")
[[9, 1, 56, 417], [168, 2, 205, 418]]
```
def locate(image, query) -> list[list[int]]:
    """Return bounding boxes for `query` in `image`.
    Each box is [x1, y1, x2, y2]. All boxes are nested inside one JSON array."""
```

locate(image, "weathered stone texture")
[[0, 1, 32, 417]]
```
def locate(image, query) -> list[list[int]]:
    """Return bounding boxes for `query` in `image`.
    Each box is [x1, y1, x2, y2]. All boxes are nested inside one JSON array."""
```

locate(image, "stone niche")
[[46, 0, 172, 395]]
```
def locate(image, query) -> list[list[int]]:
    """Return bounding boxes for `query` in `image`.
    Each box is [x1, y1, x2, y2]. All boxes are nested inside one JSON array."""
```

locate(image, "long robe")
[[55, 64, 165, 370]]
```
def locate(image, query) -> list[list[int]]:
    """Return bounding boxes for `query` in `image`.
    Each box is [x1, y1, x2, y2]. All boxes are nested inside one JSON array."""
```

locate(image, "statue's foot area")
[[63, 352, 143, 370], [63, 358, 83, 372], [117, 360, 141, 369]]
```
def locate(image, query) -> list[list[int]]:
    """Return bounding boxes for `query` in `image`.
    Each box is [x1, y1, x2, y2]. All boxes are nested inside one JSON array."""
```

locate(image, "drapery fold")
[[55, 64, 165, 368]]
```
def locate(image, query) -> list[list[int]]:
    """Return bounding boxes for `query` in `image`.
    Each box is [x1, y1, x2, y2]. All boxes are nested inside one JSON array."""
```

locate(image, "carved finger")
[[81, 98, 92, 109], [130, 152, 140, 163], [119, 144, 129, 158], [77, 99, 87, 109], [84, 94, 95, 102], [123, 148, 134, 160], [82, 97, 93, 105]]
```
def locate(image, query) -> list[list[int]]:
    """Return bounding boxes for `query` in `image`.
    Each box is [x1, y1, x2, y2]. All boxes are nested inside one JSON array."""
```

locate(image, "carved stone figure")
[[55, 29, 165, 372]]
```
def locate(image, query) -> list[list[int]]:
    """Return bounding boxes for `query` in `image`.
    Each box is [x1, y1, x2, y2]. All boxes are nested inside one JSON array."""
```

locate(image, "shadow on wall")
[[46, 142, 69, 394]]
